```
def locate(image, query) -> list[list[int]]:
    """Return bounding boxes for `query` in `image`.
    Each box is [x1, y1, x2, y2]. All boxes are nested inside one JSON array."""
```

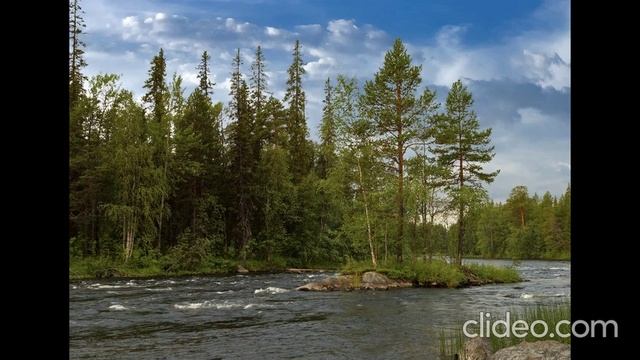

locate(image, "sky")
[[81, 0, 570, 203]]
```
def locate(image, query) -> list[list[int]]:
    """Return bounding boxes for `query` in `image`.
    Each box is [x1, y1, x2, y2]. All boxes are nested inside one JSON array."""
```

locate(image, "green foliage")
[[361, 38, 440, 263], [464, 263, 521, 283], [284, 40, 312, 182], [470, 185, 571, 260], [69, 24, 569, 277], [341, 260, 518, 288], [432, 79, 499, 266], [69, 0, 87, 108]]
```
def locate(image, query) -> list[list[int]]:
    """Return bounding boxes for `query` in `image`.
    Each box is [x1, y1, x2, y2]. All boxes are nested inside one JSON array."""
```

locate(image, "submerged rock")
[[296, 271, 411, 291], [490, 340, 569, 360], [463, 338, 492, 360], [458, 339, 569, 360]]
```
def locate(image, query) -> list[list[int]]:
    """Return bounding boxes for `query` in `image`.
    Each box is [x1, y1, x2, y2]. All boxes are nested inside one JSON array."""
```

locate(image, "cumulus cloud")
[[81, 0, 570, 200]]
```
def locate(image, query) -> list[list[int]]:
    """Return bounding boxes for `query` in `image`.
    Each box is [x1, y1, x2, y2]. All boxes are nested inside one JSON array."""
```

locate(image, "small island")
[[297, 260, 521, 291]]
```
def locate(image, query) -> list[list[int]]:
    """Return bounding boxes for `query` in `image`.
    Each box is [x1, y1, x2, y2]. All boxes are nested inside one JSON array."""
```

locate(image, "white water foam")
[[215, 290, 234, 294], [549, 267, 569, 271], [173, 300, 243, 310], [109, 304, 128, 311], [243, 303, 275, 310], [89, 284, 122, 289], [520, 293, 534, 299], [145, 287, 173, 291], [254, 287, 289, 295]]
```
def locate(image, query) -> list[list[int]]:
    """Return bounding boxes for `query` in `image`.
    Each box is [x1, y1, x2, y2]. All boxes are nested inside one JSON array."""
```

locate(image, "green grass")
[[340, 259, 521, 288], [69, 254, 342, 281], [464, 263, 522, 283], [438, 302, 570, 359], [69, 255, 318, 280]]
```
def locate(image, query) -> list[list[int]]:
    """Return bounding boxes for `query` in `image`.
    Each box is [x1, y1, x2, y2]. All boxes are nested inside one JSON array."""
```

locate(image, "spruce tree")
[[142, 49, 170, 249], [283, 40, 311, 182], [318, 77, 337, 179], [69, 0, 87, 109], [228, 49, 255, 259], [196, 51, 215, 97]]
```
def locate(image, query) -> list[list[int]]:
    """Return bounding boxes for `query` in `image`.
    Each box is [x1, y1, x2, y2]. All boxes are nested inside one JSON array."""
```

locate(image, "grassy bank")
[[438, 302, 570, 358], [341, 259, 522, 288], [463, 254, 571, 261], [69, 256, 338, 281]]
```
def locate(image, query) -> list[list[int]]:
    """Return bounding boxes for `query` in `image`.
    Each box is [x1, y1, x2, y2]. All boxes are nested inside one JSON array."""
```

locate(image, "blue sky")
[[81, 0, 570, 202]]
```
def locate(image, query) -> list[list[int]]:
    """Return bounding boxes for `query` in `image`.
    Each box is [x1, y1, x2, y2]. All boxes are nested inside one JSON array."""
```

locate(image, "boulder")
[[296, 271, 412, 291], [296, 275, 355, 291], [236, 265, 249, 273], [490, 340, 570, 360], [361, 271, 412, 290], [463, 338, 492, 360]]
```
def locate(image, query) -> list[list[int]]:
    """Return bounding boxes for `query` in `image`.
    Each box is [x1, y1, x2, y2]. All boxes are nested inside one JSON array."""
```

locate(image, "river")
[[69, 259, 570, 359]]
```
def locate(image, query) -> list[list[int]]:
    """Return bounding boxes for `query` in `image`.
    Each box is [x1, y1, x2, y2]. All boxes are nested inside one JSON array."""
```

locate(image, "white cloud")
[[327, 19, 358, 43], [517, 107, 550, 125], [265, 26, 281, 36], [82, 0, 570, 200], [122, 16, 138, 28], [296, 24, 322, 33], [225, 17, 251, 33]]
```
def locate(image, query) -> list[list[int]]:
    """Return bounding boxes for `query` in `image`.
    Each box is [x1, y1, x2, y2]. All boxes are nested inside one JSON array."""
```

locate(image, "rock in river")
[[459, 339, 569, 360], [490, 340, 570, 360], [296, 271, 412, 291]]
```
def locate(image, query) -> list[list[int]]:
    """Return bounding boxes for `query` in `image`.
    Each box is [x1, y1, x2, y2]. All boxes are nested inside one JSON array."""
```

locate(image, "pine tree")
[[432, 80, 499, 266], [283, 40, 311, 182], [69, 0, 87, 109], [361, 38, 438, 262]]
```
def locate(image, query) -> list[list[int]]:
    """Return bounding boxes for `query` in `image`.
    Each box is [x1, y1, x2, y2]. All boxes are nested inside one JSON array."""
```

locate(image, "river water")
[[69, 259, 570, 359]]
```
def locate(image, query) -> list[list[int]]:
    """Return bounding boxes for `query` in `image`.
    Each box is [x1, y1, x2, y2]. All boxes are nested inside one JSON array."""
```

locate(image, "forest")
[[69, 1, 570, 277]]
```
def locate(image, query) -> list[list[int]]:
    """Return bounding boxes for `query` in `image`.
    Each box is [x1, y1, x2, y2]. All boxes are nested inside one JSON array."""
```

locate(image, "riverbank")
[[69, 256, 338, 281], [70, 256, 522, 288]]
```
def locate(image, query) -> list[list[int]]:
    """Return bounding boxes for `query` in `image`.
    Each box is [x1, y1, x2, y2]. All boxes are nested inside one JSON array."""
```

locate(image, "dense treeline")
[[462, 185, 571, 259], [69, 1, 569, 271]]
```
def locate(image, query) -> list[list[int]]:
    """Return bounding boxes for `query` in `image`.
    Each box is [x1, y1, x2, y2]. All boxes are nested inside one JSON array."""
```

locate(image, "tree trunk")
[[357, 157, 377, 268], [95, 210, 101, 256], [457, 140, 464, 267], [157, 137, 169, 251], [397, 142, 404, 263], [412, 207, 418, 261], [384, 223, 388, 264], [395, 83, 404, 263]]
